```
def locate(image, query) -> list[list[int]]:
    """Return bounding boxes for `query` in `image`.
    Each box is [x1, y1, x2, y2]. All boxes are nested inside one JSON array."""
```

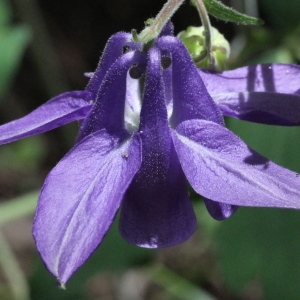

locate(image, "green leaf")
[[201, 0, 263, 25], [0, 25, 31, 100]]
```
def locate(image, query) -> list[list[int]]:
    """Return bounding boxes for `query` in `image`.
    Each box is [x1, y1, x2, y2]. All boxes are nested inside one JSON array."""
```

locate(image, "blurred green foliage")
[[260, 0, 300, 30], [0, 0, 31, 100]]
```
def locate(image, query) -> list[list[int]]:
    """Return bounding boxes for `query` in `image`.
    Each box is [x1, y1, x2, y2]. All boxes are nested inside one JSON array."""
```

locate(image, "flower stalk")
[[192, 0, 215, 68], [137, 0, 214, 68], [137, 0, 185, 43]]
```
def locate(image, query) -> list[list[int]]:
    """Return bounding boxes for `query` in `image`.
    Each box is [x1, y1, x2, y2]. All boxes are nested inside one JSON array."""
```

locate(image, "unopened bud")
[[178, 26, 230, 70]]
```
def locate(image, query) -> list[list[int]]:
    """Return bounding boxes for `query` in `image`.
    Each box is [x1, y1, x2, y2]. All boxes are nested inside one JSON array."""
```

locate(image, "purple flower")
[[1, 26, 300, 284]]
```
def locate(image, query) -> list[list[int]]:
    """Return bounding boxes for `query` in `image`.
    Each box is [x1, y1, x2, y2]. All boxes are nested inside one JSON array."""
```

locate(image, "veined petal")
[[199, 64, 300, 94], [156, 36, 224, 127], [214, 92, 300, 125], [173, 119, 300, 209], [86, 32, 142, 95], [199, 64, 300, 125], [119, 48, 197, 248], [33, 130, 142, 284], [0, 91, 92, 145]]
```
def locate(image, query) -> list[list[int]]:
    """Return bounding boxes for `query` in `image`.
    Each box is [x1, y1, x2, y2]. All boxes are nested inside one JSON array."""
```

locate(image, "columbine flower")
[[1, 24, 300, 284]]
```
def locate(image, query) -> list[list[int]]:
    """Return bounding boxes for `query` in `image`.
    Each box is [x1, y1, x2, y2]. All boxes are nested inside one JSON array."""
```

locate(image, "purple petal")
[[199, 64, 300, 125], [160, 21, 174, 36], [78, 51, 146, 140], [156, 36, 224, 127], [172, 119, 300, 209], [119, 47, 197, 248], [203, 198, 238, 220], [33, 130, 142, 284], [86, 32, 142, 95], [0, 91, 92, 145]]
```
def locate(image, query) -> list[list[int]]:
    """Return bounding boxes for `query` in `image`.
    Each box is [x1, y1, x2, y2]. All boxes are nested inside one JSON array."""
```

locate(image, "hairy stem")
[[137, 0, 185, 42], [193, 0, 215, 68]]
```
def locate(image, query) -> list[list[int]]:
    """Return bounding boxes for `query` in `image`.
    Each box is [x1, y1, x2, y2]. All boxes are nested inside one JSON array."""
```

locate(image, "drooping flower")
[[1, 24, 300, 284]]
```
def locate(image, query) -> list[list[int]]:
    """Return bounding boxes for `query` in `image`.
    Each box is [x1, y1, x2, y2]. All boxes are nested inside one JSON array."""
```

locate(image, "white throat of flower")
[[124, 71, 173, 133], [124, 73, 142, 133]]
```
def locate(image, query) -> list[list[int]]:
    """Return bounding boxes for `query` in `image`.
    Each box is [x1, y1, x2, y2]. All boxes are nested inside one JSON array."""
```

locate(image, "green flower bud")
[[177, 26, 230, 70]]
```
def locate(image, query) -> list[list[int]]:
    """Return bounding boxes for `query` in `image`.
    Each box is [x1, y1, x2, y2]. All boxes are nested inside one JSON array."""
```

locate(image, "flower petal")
[[33, 130, 142, 284], [173, 119, 300, 209], [119, 47, 197, 248], [86, 32, 142, 95], [160, 21, 174, 36], [0, 91, 92, 145], [78, 51, 146, 140], [199, 64, 300, 125], [203, 198, 238, 220], [156, 36, 224, 127]]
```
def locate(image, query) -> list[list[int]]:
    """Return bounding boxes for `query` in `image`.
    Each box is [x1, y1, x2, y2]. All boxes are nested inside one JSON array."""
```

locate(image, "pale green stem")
[[137, 0, 185, 42], [0, 232, 30, 300], [193, 0, 215, 68]]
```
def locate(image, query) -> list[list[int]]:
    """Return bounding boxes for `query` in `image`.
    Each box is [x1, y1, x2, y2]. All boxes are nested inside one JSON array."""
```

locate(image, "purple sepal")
[[199, 64, 300, 125], [33, 130, 142, 284], [0, 91, 92, 145], [173, 119, 300, 208]]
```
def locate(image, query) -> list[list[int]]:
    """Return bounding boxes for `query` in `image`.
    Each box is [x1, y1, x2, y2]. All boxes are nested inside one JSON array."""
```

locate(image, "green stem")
[[0, 232, 30, 300], [137, 0, 185, 42], [193, 0, 215, 68]]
